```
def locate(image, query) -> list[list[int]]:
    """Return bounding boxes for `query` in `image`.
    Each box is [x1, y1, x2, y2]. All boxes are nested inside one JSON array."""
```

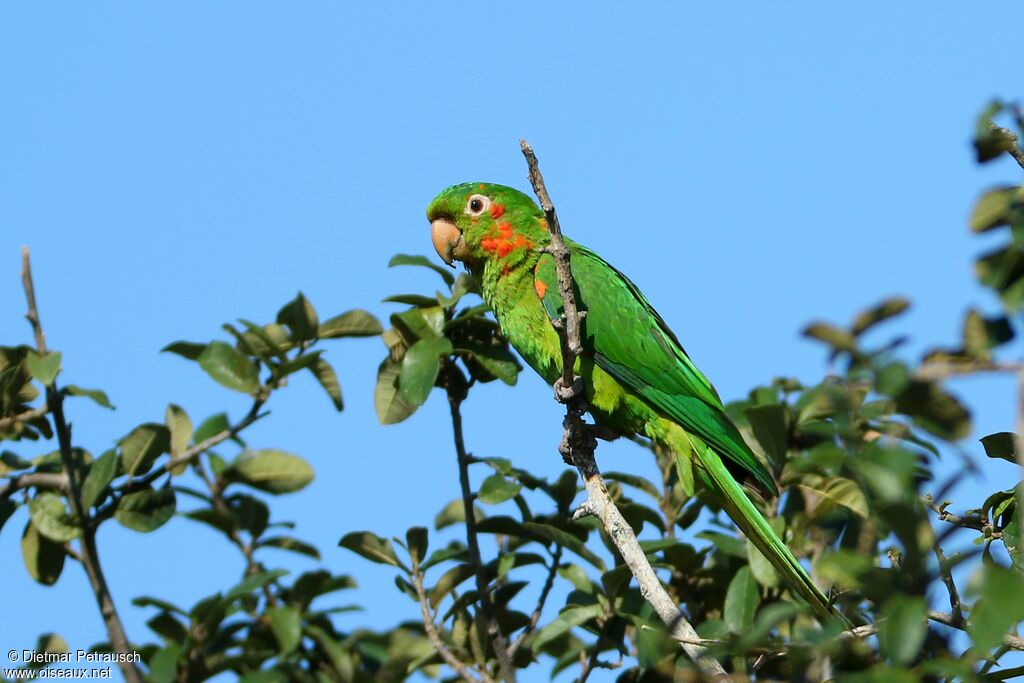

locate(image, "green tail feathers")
[[689, 447, 851, 626]]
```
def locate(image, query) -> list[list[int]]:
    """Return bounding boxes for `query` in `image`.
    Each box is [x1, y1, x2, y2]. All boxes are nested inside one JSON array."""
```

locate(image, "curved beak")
[[431, 218, 467, 266]]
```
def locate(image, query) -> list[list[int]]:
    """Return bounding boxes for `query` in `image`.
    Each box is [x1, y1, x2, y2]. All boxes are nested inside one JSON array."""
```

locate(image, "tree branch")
[[0, 471, 68, 499], [448, 387, 517, 683], [0, 404, 49, 430], [518, 141, 726, 677], [509, 544, 563, 657], [411, 552, 494, 683], [21, 247, 142, 683], [933, 546, 964, 628], [988, 122, 1024, 171]]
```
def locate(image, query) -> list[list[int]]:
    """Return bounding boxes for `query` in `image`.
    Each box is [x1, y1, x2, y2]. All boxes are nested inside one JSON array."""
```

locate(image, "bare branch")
[[0, 404, 49, 430], [927, 611, 1024, 651], [21, 247, 142, 683], [509, 544, 563, 657], [988, 122, 1024, 170], [933, 546, 964, 627], [518, 142, 726, 677], [922, 494, 996, 535], [411, 556, 493, 683], [448, 387, 517, 683], [0, 471, 68, 499], [914, 361, 1022, 382]]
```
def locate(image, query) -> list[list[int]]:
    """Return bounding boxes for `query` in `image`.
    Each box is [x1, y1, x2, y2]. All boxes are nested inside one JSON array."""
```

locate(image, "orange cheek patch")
[[490, 203, 506, 219], [480, 223, 535, 258]]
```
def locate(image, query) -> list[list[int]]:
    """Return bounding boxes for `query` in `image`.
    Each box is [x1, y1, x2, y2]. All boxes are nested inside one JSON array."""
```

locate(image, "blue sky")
[[1, 3, 1022, 681]]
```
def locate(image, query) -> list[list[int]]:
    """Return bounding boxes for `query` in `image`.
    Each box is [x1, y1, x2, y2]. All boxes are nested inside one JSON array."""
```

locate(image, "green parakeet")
[[428, 182, 842, 623]]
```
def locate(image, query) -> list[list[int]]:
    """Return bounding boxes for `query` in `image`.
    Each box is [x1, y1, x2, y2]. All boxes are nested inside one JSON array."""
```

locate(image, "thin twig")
[[914, 361, 1022, 381], [518, 141, 726, 678], [989, 122, 1024, 171], [0, 404, 49, 430], [1016, 367, 1024, 565], [412, 556, 493, 683], [933, 546, 963, 627], [0, 471, 68, 499], [922, 494, 992, 534], [927, 611, 1024, 651], [509, 544, 563, 656], [448, 390, 517, 683], [21, 247, 142, 683]]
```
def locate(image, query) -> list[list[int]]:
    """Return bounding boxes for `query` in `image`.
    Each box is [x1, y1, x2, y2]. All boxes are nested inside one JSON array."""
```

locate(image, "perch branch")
[[21, 248, 142, 683], [519, 141, 726, 677]]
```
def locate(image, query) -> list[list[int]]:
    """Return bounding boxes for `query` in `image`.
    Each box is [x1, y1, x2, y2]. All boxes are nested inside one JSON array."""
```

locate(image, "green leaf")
[[388, 253, 456, 287], [318, 309, 382, 338], [28, 492, 80, 542], [21, 521, 65, 585], [147, 644, 182, 683], [339, 531, 402, 567], [26, 350, 61, 385], [878, 595, 926, 665], [81, 450, 118, 510], [478, 474, 521, 505], [166, 404, 193, 458], [968, 564, 1024, 652], [724, 566, 759, 633], [802, 323, 855, 352], [748, 540, 781, 588], [1003, 490, 1022, 572], [744, 404, 788, 465], [227, 450, 314, 494], [434, 499, 482, 530], [120, 423, 170, 477], [259, 536, 321, 560], [197, 342, 260, 394], [457, 342, 521, 386], [798, 476, 869, 519], [276, 292, 319, 342], [374, 357, 418, 425], [523, 522, 604, 570], [406, 526, 428, 565], [238, 321, 293, 358], [696, 531, 748, 559], [267, 605, 302, 654], [65, 385, 114, 409], [383, 294, 441, 307], [193, 412, 230, 444], [851, 297, 911, 336], [532, 603, 604, 650], [309, 357, 344, 411], [980, 432, 1017, 463], [161, 340, 206, 360], [421, 541, 468, 570], [399, 337, 453, 405], [893, 380, 971, 441], [0, 498, 16, 534], [974, 104, 1019, 163], [114, 487, 176, 532], [971, 186, 1020, 232]]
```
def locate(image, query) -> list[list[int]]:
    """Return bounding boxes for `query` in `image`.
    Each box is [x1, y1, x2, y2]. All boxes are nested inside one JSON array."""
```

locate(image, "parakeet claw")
[[553, 376, 585, 403]]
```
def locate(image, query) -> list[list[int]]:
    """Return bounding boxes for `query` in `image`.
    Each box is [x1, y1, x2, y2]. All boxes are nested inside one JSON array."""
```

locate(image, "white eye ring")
[[465, 194, 491, 216]]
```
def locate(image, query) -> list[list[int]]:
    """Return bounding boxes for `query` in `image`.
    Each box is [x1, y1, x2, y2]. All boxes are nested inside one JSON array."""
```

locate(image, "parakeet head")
[[427, 182, 546, 268]]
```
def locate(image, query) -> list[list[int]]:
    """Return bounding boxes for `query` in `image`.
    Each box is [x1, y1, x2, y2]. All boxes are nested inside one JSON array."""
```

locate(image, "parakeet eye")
[[466, 194, 490, 216]]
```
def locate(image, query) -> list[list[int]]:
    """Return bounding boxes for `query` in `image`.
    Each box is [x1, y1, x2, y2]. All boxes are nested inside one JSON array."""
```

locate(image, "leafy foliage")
[[2, 102, 1024, 682]]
